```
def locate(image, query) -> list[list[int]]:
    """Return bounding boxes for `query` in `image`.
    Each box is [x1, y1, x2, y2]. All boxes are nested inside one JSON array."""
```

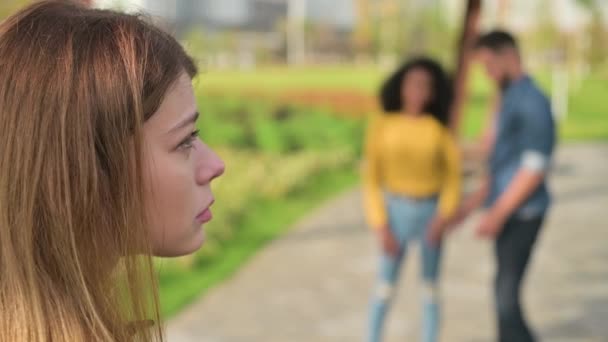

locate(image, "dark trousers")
[[494, 215, 544, 342]]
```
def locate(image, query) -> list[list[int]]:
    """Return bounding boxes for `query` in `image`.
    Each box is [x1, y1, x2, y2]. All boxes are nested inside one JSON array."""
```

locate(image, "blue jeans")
[[369, 193, 441, 342]]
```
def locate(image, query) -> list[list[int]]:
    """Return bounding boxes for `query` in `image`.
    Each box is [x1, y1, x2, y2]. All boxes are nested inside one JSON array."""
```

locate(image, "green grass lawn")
[[198, 65, 383, 93], [561, 76, 608, 140], [198, 65, 607, 141]]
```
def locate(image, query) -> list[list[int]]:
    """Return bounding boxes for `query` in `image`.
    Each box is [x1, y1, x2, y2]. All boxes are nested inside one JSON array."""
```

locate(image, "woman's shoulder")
[[367, 112, 389, 126], [424, 115, 450, 132]]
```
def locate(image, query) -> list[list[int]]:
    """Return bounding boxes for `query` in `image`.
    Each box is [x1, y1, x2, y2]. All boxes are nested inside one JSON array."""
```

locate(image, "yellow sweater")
[[363, 113, 462, 229]]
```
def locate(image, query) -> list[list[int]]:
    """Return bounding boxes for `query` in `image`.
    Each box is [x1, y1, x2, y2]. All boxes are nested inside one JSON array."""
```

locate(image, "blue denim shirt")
[[486, 75, 556, 218]]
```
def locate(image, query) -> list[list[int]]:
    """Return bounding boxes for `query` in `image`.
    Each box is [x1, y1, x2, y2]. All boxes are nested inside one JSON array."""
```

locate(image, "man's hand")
[[476, 208, 508, 239], [377, 226, 399, 257], [477, 168, 545, 239], [452, 176, 490, 228], [450, 205, 473, 227]]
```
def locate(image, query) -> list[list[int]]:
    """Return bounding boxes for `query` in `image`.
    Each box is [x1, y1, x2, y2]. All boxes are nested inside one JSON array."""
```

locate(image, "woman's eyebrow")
[[168, 111, 199, 133]]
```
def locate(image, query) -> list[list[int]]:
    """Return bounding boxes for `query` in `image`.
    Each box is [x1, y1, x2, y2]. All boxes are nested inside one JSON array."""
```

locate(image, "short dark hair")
[[475, 30, 518, 52], [379, 57, 452, 126]]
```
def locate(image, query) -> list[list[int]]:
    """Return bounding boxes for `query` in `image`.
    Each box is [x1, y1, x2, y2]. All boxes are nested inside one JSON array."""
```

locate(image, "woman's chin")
[[153, 227, 205, 258]]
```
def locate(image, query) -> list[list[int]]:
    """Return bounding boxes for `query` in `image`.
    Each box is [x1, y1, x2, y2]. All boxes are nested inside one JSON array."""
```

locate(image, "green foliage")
[[196, 94, 365, 154]]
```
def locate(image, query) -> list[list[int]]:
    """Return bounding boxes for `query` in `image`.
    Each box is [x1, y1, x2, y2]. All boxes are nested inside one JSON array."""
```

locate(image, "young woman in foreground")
[[0, 1, 224, 340]]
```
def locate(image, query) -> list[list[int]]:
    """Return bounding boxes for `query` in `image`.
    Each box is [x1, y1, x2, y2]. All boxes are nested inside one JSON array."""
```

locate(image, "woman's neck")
[[401, 108, 423, 117]]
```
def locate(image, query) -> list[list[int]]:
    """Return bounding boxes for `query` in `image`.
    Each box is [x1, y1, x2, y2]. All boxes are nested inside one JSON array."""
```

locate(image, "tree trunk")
[[450, 0, 482, 136]]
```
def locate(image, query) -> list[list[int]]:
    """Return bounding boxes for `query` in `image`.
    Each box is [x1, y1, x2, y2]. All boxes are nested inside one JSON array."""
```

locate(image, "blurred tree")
[[575, 0, 595, 8], [497, 0, 510, 26], [287, 0, 306, 64], [352, 0, 372, 57], [183, 29, 208, 55], [417, 5, 457, 66], [377, 0, 397, 58], [450, 0, 482, 134], [274, 17, 289, 63], [529, 0, 561, 56], [397, 1, 456, 66], [576, 0, 607, 70]]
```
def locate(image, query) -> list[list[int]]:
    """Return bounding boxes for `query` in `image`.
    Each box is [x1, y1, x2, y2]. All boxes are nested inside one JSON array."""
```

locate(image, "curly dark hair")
[[379, 57, 453, 126]]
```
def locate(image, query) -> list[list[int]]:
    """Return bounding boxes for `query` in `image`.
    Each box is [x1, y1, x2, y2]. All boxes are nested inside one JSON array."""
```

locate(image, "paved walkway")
[[167, 144, 608, 342]]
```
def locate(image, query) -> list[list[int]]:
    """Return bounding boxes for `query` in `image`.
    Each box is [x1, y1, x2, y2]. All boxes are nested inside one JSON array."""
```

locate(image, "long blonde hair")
[[0, 1, 196, 340]]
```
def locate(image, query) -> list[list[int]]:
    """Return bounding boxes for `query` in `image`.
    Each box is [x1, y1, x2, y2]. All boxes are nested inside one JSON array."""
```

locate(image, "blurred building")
[[92, 0, 606, 67], [93, 0, 607, 36]]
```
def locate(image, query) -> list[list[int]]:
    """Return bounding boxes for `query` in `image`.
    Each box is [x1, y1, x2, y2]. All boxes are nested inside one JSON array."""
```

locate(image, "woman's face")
[[401, 67, 433, 114], [142, 72, 225, 257]]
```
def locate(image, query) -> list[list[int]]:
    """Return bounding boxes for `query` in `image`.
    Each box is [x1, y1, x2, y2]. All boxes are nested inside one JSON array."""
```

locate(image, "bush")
[[196, 94, 365, 153]]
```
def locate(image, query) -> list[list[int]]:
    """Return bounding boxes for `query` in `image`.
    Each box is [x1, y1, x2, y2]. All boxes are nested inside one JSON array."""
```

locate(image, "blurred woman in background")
[[363, 57, 461, 342], [0, 2, 224, 341]]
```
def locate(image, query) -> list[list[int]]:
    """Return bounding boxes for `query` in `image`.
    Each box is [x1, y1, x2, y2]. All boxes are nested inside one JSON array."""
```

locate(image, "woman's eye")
[[177, 129, 200, 150]]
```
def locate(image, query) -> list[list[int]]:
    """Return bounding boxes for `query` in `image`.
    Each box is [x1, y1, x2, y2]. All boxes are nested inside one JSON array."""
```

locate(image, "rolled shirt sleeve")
[[517, 96, 556, 173]]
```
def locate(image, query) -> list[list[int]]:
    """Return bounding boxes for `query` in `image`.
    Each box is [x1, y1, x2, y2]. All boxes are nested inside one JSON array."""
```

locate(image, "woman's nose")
[[195, 142, 225, 184]]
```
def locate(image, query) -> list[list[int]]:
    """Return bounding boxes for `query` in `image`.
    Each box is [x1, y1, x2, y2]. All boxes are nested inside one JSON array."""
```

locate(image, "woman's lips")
[[195, 208, 212, 224]]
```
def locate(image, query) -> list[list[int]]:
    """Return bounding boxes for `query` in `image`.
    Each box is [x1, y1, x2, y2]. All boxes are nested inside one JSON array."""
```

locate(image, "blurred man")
[[456, 30, 556, 342]]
